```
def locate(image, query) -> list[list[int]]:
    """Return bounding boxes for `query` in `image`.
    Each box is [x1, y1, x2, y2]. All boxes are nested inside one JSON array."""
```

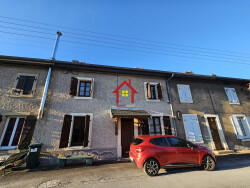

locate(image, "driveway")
[[1, 153, 250, 188]]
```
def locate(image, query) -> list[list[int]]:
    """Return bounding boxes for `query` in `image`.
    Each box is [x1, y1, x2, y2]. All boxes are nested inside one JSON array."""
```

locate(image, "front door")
[[208, 117, 223, 150], [121, 118, 134, 157]]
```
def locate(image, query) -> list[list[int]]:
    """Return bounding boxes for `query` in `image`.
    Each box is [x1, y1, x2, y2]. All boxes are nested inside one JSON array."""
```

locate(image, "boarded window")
[[231, 115, 250, 139], [177, 84, 193, 103], [182, 114, 203, 142], [224, 88, 240, 104]]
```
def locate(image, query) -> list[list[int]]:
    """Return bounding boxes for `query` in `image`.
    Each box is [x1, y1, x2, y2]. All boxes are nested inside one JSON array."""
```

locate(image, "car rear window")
[[132, 138, 144, 145]]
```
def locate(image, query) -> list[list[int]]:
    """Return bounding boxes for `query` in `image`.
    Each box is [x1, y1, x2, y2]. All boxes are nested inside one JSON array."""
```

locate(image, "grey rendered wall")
[[169, 77, 250, 150], [33, 69, 171, 162]]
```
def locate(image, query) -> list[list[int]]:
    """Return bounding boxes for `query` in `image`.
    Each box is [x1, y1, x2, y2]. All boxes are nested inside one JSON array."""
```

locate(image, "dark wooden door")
[[208, 117, 223, 150], [121, 118, 134, 157]]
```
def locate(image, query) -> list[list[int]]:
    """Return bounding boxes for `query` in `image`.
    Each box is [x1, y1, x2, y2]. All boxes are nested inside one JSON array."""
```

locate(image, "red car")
[[129, 135, 216, 176]]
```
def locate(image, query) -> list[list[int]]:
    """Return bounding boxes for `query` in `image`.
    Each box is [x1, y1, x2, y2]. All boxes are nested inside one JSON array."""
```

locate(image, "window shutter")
[[246, 116, 250, 137], [90, 78, 93, 97], [83, 115, 90, 147], [18, 115, 37, 150], [23, 76, 35, 95], [231, 116, 244, 139], [231, 89, 239, 103], [69, 77, 78, 96], [183, 115, 202, 142], [163, 116, 172, 135], [157, 83, 163, 99], [178, 85, 192, 103], [0, 115, 2, 123], [59, 115, 72, 148], [14, 76, 27, 94], [146, 82, 151, 99], [141, 118, 149, 135]]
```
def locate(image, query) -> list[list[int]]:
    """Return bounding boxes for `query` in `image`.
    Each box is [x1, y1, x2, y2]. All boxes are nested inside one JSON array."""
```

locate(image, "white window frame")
[[204, 114, 229, 150], [177, 84, 193, 103], [182, 114, 203, 144], [64, 113, 93, 150], [0, 117, 25, 150], [224, 87, 240, 105], [144, 82, 160, 102], [10, 73, 39, 98], [74, 77, 94, 100], [231, 114, 250, 140]]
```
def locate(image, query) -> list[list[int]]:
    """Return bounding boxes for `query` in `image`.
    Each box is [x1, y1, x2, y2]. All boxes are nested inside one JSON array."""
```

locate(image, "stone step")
[[214, 150, 235, 155]]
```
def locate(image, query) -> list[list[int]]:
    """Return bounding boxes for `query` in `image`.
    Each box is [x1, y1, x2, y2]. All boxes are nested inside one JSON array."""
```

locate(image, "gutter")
[[166, 73, 177, 136]]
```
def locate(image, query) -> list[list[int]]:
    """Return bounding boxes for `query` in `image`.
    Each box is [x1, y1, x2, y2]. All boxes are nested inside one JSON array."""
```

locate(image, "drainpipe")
[[166, 73, 177, 136], [38, 31, 62, 119]]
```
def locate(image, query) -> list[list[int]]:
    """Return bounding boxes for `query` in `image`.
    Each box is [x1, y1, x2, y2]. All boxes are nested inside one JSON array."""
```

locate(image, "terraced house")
[[0, 55, 249, 164]]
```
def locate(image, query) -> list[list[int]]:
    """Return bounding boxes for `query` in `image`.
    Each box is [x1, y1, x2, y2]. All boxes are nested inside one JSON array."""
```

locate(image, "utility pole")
[[38, 31, 62, 119]]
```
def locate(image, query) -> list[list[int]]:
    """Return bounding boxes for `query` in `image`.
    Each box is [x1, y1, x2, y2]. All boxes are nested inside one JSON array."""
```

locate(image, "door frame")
[[204, 114, 229, 150]]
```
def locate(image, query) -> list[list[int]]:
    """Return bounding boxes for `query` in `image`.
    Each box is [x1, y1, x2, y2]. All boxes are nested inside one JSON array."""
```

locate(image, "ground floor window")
[[0, 117, 25, 148], [231, 115, 250, 139], [149, 117, 162, 135], [59, 114, 91, 148]]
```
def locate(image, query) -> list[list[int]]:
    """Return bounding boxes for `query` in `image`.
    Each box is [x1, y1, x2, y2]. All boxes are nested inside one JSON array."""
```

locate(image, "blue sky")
[[0, 0, 250, 79]]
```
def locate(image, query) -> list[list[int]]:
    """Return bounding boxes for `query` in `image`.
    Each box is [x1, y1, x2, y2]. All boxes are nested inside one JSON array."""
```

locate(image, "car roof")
[[136, 135, 176, 140]]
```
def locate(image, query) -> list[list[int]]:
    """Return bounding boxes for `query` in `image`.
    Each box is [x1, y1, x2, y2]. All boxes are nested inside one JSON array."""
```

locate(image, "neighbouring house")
[[0, 55, 250, 164], [167, 73, 250, 154]]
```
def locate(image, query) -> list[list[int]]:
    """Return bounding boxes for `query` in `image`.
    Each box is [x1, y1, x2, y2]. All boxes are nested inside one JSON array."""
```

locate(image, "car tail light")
[[135, 147, 145, 153]]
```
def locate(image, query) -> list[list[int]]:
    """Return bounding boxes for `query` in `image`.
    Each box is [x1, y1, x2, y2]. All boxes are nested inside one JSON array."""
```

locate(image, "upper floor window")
[[69, 77, 94, 99], [11, 74, 38, 97], [177, 84, 193, 103], [231, 115, 250, 139], [224, 87, 240, 104], [144, 82, 163, 101]]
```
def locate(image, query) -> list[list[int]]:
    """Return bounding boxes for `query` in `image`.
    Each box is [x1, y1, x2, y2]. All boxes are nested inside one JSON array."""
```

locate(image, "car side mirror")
[[187, 143, 194, 150]]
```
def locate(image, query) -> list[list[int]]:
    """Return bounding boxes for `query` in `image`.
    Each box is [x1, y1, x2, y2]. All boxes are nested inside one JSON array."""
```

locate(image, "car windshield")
[[132, 138, 144, 145]]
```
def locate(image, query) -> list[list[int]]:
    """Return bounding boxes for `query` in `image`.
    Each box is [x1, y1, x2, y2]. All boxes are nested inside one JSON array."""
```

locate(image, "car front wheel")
[[143, 158, 160, 176], [201, 155, 216, 171]]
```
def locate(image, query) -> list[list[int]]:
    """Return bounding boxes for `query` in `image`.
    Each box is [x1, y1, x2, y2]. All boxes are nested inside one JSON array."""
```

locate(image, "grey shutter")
[[183, 115, 202, 142], [84, 115, 90, 147], [178, 85, 192, 103], [59, 115, 72, 148], [231, 116, 244, 139], [69, 77, 78, 96], [18, 115, 37, 150], [157, 83, 163, 99], [147, 82, 151, 99]]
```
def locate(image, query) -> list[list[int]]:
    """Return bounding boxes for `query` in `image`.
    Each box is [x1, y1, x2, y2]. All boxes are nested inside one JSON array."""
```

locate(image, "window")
[[59, 114, 91, 148], [144, 82, 163, 100], [224, 88, 240, 104], [0, 116, 37, 150], [69, 77, 94, 99], [132, 138, 144, 145], [231, 115, 250, 139], [167, 137, 188, 147], [177, 84, 193, 103], [149, 117, 162, 135], [150, 137, 169, 146], [0, 117, 25, 149], [182, 114, 203, 142], [11, 74, 38, 97]]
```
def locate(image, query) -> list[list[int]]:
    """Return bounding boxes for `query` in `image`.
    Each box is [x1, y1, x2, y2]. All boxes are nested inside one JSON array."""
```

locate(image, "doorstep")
[[213, 150, 235, 155]]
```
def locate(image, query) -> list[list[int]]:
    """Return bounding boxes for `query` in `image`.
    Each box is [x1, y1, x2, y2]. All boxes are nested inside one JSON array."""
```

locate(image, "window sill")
[[146, 99, 161, 102], [191, 141, 204, 144], [63, 146, 90, 150], [180, 101, 193, 104], [229, 103, 240, 105], [241, 139, 250, 142], [0, 146, 17, 151], [10, 94, 34, 98], [73, 96, 93, 100]]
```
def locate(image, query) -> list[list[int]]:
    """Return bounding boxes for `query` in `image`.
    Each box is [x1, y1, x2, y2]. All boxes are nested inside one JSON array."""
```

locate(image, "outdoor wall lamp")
[[176, 111, 182, 120]]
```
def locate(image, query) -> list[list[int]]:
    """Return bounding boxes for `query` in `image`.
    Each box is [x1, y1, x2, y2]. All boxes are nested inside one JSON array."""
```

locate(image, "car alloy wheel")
[[201, 155, 216, 171], [143, 158, 160, 176]]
